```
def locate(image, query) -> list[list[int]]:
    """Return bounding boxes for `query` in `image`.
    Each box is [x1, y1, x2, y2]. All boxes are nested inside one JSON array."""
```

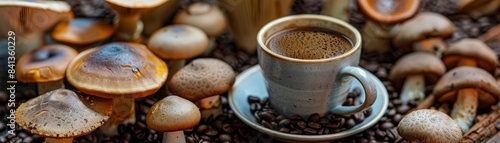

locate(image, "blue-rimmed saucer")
[[229, 65, 389, 142]]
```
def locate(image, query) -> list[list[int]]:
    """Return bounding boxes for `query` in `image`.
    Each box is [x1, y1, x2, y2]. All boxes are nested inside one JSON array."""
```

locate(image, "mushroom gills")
[[37, 79, 65, 95], [400, 74, 425, 104], [451, 88, 478, 133]]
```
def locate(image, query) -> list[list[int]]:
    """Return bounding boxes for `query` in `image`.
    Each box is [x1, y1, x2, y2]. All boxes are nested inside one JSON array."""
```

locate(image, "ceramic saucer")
[[229, 65, 389, 142]]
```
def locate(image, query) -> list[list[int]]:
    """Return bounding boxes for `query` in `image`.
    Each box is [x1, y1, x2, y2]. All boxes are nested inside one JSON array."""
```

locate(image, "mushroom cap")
[[16, 44, 78, 83], [16, 89, 112, 138], [0, 1, 73, 38], [173, 3, 227, 37], [66, 42, 168, 98], [147, 24, 208, 60], [457, 0, 500, 16], [389, 52, 446, 89], [397, 109, 462, 142], [392, 12, 455, 50], [442, 38, 498, 73], [146, 95, 201, 132], [51, 18, 115, 46], [357, 0, 420, 24], [432, 66, 500, 105], [104, 0, 168, 14], [168, 58, 235, 101]]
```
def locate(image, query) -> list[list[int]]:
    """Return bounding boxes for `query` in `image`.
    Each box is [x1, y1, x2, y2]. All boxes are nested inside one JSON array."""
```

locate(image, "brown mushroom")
[[357, 0, 420, 54], [322, 0, 351, 22], [141, 0, 181, 36], [104, 0, 168, 42], [457, 0, 500, 18], [389, 52, 446, 104], [16, 89, 112, 143], [168, 58, 235, 117], [16, 44, 78, 95], [393, 12, 455, 57], [397, 109, 462, 143], [442, 38, 498, 73], [147, 95, 201, 143], [432, 66, 500, 133], [173, 2, 227, 55], [66, 42, 168, 136], [0, 0, 73, 58], [147, 24, 208, 78], [51, 18, 115, 51]]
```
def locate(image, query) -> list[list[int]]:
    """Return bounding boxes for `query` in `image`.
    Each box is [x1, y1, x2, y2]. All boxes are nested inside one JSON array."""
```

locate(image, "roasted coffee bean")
[[279, 119, 291, 126], [326, 122, 341, 129], [375, 129, 386, 138], [222, 123, 235, 133], [134, 130, 147, 140], [392, 114, 403, 123], [248, 96, 260, 103], [205, 128, 219, 136], [200, 141, 210, 143], [0, 91, 7, 103], [385, 109, 396, 117], [290, 115, 303, 120], [343, 97, 354, 106], [197, 124, 208, 133], [319, 117, 329, 125], [259, 111, 276, 121], [238, 128, 250, 138], [354, 112, 365, 123], [307, 122, 322, 129], [0, 123, 5, 131], [213, 120, 224, 131], [346, 118, 357, 128], [364, 108, 373, 115], [303, 128, 317, 135], [279, 127, 291, 133], [200, 135, 211, 141], [386, 128, 398, 140], [276, 115, 286, 121], [220, 96, 228, 106], [186, 136, 195, 143], [22, 137, 33, 143], [380, 122, 394, 130], [296, 121, 307, 129], [218, 134, 232, 142], [261, 120, 273, 129], [250, 103, 261, 112], [308, 113, 321, 122], [290, 130, 303, 134], [397, 104, 410, 114]]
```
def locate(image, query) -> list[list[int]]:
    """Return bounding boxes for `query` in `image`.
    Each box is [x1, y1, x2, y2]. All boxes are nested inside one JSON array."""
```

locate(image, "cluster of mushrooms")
[[7, 0, 237, 143], [356, 0, 500, 142]]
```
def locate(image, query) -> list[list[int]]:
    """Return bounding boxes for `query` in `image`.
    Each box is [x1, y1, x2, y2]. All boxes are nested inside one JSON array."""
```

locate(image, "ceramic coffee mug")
[[257, 14, 377, 118]]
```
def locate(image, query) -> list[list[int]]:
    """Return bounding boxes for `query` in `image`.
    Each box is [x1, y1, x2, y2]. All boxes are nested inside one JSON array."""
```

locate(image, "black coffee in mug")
[[265, 27, 353, 59]]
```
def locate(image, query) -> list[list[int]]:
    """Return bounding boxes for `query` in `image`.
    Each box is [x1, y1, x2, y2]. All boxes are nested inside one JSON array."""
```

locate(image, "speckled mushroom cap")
[[173, 3, 227, 37], [168, 58, 235, 101], [432, 66, 500, 105], [147, 24, 208, 60], [104, 0, 168, 14], [146, 95, 201, 132], [16, 44, 78, 83], [442, 38, 498, 73], [357, 0, 420, 24], [392, 12, 455, 50], [66, 42, 168, 98], [51, 18, 115, 45], [16, 89, 112, 138], [397, 109, 462, 143], [389, 52, 446, 90]]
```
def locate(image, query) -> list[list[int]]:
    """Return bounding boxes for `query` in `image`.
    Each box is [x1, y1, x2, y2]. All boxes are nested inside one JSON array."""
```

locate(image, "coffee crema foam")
[[266, 27, 353, 59]]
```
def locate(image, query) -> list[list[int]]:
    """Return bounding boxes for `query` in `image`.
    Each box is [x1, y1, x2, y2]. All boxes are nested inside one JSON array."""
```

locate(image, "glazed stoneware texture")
[[257, 14, 377, 119]]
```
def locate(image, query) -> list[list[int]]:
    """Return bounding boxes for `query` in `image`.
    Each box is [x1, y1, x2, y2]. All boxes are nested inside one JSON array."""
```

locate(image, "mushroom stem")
[[361, 20, 396, 54], [322, 0, 350, 21], [44, 138, 73, 143], [37, 79, 65, 95], [115, 13, 143, 42], [412, 37, 446, 58], [101, 97, 136, 136], [162, 131, 186, 143], [400, 74, 425, 104], [16, 33, 44, 59], [142, 0, 181, 36], [167, 60, 186, 80], [451, 88, 478, 133], [198, 95, 223, 118], [202, 37, 216, 56]]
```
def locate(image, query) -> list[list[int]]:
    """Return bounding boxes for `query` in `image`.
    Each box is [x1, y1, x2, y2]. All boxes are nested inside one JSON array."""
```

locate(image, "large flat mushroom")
[[357, 0, 420, 54], [51, 18, 115, 52], [66, 42, 168, 136], [432, 66, 500, 133], [16, 44, 77, 95], [389, 52, 446, 104], [0, 0, 73, 58], [392, 12, 455, 57], [397, 109, 462, 143], [16, 89, 113, 143], [442, 38, 498, 73]]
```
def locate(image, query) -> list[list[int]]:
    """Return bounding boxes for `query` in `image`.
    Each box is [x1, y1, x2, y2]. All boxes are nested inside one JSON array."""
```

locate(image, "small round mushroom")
[[66, 42, 168, 136], [457, 0, 500, 18], [173, 2, 227, 55], [147, 24, 208, 78], [393, 12, 455, 57], [16, 89, 113, 143], [141, 0, 181, 36], [357, 0, 420, 54], [389, 52, 446, 104], [442, 38, 498, 73], [432, 66, 500, 133], [168, 58, 235, 117], [147, 95, 201, 143], [0, 0, 73, 58], [16, 44, 78, 95], [397, 109, 462, 143], [104, 0, 169, 42], [51, 18, 115, 51]]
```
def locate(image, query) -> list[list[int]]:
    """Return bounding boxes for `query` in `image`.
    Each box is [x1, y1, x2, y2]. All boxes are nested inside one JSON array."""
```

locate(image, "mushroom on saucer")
[[389, 52, 446, 104], [16, 89, 113, 143], [457, 0, 500, 18], [16, 44, 77, 95], [432, 66, 500, 133], [357, 0, 420, 54], [393, 12, 455, 57], [168, 58, 235, 118], [51, 18, 115, 52], [66, 42, 168, 136], [442, 38, 498, 73], [147, 95, 201, 143], [398, 109, 462, 143], [148, 25, 208, 78]]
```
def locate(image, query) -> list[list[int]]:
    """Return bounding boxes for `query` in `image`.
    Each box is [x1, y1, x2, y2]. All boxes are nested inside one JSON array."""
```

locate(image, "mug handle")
[[331, 66, 378, 115]]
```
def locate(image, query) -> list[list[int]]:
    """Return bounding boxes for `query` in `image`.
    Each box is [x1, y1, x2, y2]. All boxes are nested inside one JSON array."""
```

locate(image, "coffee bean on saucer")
[[290, 130, 303, 134], [303, 128, 317, 135], [307, 122, 322, 129], [279, 119, 291, 126], [248, 96, 260, 103], [261, 120, 273, 129], [354, 112, 365, 123], [259, 111, 276, 121], [290, 114, 303, 120], [346, 118, 357, 128], [295, 121, 307, 129], [308, 113, 321, 122], [279, 127, 291, 133]]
